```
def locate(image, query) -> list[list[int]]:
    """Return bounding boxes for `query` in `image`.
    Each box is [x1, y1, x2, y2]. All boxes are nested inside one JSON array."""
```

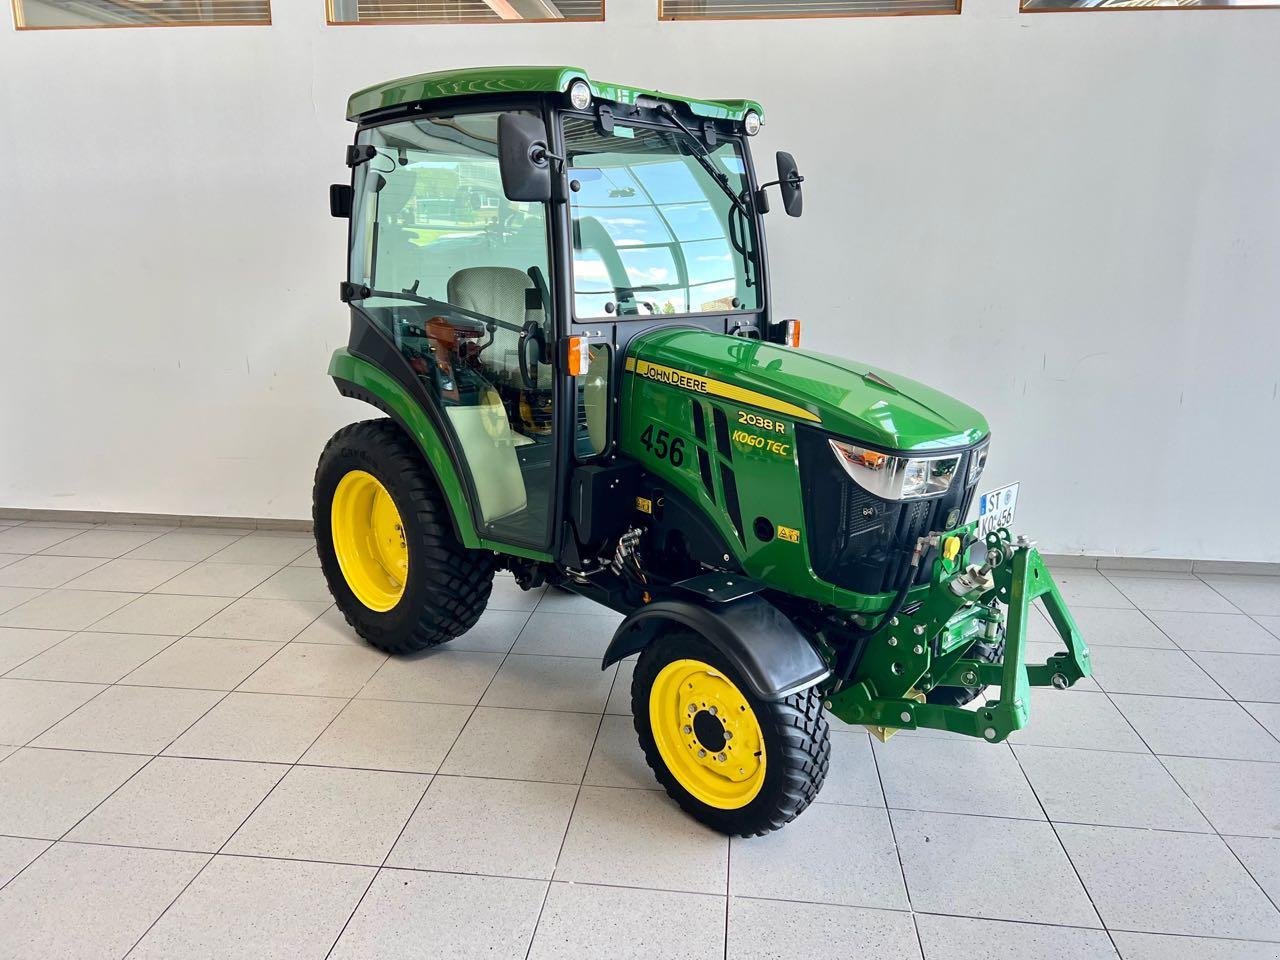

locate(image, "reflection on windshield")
[[563, 118, 758, 318]]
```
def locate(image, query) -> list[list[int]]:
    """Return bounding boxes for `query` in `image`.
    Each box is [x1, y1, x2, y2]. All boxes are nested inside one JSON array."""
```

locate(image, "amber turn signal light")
[[784, 319, 801, 348], [565, 336, 590, 376]]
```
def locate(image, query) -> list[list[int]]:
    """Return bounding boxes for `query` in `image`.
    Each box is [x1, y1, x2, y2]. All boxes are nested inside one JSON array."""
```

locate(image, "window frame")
[[11, 0, 271, 29], [1020, 0, 1278, 11], [657, 0, 960, 21], [326, 0, 605, 26]]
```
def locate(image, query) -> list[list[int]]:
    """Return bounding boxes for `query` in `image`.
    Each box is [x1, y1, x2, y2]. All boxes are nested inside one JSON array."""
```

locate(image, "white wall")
[[1, 2, 1277, 560]]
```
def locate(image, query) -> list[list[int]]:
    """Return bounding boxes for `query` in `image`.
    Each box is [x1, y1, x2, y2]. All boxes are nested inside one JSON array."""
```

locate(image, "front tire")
[[314, 419, 494, 654], [632, 631, 830, 837]]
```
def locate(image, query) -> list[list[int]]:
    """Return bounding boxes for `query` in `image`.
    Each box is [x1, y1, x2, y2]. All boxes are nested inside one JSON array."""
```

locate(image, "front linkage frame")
[[826, 525, 1092, 743]]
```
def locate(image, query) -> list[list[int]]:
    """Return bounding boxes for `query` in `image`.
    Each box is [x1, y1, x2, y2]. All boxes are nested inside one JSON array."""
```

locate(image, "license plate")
[[977, 482, 1019, 538]]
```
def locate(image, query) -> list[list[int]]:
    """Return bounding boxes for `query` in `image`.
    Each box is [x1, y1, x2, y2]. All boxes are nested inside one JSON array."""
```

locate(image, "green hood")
[[628, 329, 989, 452]]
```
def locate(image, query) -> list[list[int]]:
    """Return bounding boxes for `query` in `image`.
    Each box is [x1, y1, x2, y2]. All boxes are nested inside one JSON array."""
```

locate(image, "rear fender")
[[602, 595, 830, 701]]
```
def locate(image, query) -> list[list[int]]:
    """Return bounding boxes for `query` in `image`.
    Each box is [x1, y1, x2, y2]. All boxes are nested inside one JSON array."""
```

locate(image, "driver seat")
[[447, 267, 543, 378]]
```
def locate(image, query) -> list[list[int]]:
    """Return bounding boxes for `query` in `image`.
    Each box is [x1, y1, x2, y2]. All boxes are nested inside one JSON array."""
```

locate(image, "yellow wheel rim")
[[649, 658, 766, 810], [330, 470, 408, 613]]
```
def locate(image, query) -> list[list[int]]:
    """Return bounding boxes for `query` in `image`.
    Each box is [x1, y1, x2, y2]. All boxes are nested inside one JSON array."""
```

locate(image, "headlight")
[[828, 439, 960, 501], [968, 440, 990, 487], [568, 79, 592, 111], [743, 110, 762, 136]]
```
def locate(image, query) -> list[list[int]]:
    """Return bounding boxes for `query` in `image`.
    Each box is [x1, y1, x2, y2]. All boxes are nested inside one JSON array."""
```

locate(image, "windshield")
[[562, 116, 759, 319]]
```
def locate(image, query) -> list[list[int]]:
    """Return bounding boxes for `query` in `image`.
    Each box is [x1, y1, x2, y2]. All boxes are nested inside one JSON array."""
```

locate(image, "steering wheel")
[[518, 320, 547, 391]]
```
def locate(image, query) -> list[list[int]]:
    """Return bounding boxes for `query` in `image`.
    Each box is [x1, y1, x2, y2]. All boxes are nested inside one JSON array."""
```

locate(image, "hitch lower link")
[[824, 525, 1092, 743]]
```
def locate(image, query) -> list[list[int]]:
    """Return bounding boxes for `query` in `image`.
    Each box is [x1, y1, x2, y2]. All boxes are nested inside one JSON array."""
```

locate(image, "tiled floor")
[[0, 518, 1278, 958]]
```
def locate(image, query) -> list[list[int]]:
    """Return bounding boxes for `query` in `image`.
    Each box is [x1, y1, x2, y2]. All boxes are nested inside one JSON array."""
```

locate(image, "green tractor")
[[317, 66, 1091, 836]]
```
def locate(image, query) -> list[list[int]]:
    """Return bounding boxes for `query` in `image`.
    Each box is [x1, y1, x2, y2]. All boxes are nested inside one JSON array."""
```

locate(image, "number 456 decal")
[[640, 424, 686, 467]]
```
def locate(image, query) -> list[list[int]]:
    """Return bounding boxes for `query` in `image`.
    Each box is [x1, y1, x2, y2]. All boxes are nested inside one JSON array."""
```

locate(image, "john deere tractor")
[[317, 66, 1090, 836]]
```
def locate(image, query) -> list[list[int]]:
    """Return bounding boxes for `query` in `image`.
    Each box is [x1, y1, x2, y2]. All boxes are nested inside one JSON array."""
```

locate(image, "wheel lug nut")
[[709, 706, 718, 716], [697, 749, 707, 758], [723, 731, 733, 741], [687, 704, 697, 715], [682, 725, 692, 734], [717, 753, 727, 762]]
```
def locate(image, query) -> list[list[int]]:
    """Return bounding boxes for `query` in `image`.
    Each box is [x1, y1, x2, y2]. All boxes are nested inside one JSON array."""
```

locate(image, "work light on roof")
[[568, 79, 592, 111], [743, 110, 762, 136]]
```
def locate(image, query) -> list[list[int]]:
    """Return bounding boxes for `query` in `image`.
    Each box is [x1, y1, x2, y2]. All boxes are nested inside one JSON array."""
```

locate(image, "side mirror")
[[329, 183, 352, 219], [777, 152, 804, 218], [498, 112, 553, 202]]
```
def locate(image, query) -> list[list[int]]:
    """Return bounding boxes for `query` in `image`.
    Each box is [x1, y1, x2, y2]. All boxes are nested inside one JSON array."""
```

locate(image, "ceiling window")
[[659, 0, 957, 18], [13, 0, 270, 28], [1023, 0, 1275, 8], [328, 0, 603, 22]]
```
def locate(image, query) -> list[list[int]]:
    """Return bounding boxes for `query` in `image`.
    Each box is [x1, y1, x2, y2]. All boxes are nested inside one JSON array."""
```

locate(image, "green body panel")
[[346, 65, 764, 124], [327, 349, 552, 563], [618, 329, 989, 609]]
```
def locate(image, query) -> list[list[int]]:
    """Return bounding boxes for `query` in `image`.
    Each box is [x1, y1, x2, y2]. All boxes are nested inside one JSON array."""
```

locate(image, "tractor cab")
[[331, 66, 795, 561]]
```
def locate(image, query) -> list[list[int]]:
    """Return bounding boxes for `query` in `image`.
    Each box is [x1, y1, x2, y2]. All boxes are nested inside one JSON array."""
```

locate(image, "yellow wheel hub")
[[330, 470, 408, 612], [649, 658, 766, 810]]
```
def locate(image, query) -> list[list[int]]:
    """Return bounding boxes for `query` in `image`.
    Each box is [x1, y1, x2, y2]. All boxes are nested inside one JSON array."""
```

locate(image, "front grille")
[[797, 427, 981, 595]]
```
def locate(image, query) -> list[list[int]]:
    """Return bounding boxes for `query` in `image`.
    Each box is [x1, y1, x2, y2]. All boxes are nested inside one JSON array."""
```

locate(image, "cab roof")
[[346, 65, 764, 125]]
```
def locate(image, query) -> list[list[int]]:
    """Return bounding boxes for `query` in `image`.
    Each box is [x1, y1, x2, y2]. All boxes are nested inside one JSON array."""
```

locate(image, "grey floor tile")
[[164, 691, 346, 763], [247, 565, 333, 602], [1245, 701, 1280, 738], [67, 756, 286, 852], [154, 560, 280, 597], [129, 854, 374, 960], [512, 611, 621, 658], [389, 776, 577, 879], [124, 530, 243, 562], [1015, 744, 1211, 831], [0, 586, 44, 616], [0, 747, 148, 838], [0, 554, 107, 589], [205, 535, 314, 565], [450, 608, 531, 653], [442, 707, 600, 783], [584, 713, 655, 790], [288, 547, 321, 567], [292, 605, 359, 645], [1091, 645, 1228, 698], [88, 593, 233, 636], [535, 585, 611, 614], [1110, 931, 1280, 959], [0, 626, 71, 674], [1259, 616, 1280, 641], [237, 642, 386, 697], [0, 588, 141, 631], [1052, 570, 1135, 609], [191, 597, 329, 642], [41, 528, 167, 558], [122, 635, 282, 689], [0, 554, 21, 570], [34, 684, 222, 754], [225, 765, 427, 865], [893, 809, 1100, 926], [1162, 756, 1280, 837], [916, 914, 1117, 959], [6, 631, 175, 683], [0, 677, 105, 744], [358, 649, 504, 704], [873, 736, 1043, 820], [1036, 605, 1173, 649], [0, 835, 50, 888], [62, 557, 195, 593], [556, 785, 728, 893], [606, 658, 636, 715], [819, 729, 885, 807], [1148, 610, 1280, 654], [530, 882, 725, 960], [301, 697, 471, 773], [0, 842, 207, 960], [1057, 823, 1280, 940], [1201, 576, 1280, 617], [0, 525, 80, 553], [329, 868, 545, 960], [730, 803, 907, 909], [1112, 694, 1280, 761], [1225, 835, 1280, 907], [482, 654, 616, 713], [727, 896, 919, 960], [487, 574, 545, 612], [1108, 575, 1239, 613], [1187, 651, 1280, 703]]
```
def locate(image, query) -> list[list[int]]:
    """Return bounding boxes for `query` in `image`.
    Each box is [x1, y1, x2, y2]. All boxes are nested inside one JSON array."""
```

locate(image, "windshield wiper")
[[656, 104, 751, 219]]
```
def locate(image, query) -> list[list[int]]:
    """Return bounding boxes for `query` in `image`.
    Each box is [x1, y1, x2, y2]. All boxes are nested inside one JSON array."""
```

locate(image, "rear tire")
[[632, 631, 829, 837], [314, 418, 494, 655]]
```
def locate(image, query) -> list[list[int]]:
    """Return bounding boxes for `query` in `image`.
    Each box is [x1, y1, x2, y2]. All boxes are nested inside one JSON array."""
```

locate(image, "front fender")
[[602, 596, 829, 701]]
